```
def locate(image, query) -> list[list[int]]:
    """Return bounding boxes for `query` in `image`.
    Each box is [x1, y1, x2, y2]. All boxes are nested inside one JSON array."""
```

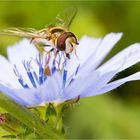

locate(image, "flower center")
[[13, 52, 67, 89], [13, 54, 47, 88]]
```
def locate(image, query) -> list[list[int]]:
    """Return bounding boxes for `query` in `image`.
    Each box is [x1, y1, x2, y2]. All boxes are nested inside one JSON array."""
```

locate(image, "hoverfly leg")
[[44, 48, 55, 76], [46, 48, 54, 53], [38, 44, 52, 53], [54, 50, 59, 58], [75, 95, 80, 103], [43, 44, 51, 47], [44, 48, 54, 56], [30, 37, 36, 43], [74, 49, 80, 61], [54, 50, 61, 70], [45, 48, 54, 55], [35, 43, 49, 53], [49, 48, 55, 53], [46, 48, 54, 55], [44, 52, 52, 76], [66, 53, 70, 59], [45, 118, 49, 124]]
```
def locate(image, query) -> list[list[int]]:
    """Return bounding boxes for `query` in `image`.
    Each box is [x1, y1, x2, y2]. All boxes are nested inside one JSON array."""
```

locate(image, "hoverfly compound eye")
[[56, 31, 78, 59]]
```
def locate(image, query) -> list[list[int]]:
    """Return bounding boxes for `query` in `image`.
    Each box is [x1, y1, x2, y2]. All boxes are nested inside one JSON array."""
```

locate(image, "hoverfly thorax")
[[46, 26, 67, 45]]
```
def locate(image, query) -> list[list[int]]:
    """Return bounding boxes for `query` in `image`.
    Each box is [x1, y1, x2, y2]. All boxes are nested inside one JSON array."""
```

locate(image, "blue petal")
[[65, 52, 80, 81], [0, 55, 21, 88], [96, 71, 140, 95], [64, 69, 120, 100], [7, 39, 40, 88], [76, 35, 101, 65], [61, 68, 117, 100], [7, 39, 38, 64], [98, 43, 140, 73], [61, 71, 100, 100], [39, 71, 63, 103], [77, 33, 122, 77], [0, 83, 28, 105], [14, 88, 43, 106], [62, 55, 127, 100], [63, 50, 129, 99], [65, 36, 101, 81], [0, 83, 42, 106], [80, 70, 120, 98]]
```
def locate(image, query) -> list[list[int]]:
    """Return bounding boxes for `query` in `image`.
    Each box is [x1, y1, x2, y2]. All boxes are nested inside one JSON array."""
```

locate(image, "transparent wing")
[[44, 23, 54, 28], [0, 27, 41, 38], [55, 7, 77, 29]]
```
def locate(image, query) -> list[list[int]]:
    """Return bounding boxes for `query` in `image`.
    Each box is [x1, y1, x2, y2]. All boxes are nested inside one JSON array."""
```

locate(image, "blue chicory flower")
[[0, 32, 140, 106]]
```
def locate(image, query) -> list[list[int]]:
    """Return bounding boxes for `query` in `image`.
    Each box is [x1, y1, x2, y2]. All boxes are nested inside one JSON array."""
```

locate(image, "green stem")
[[0, 93, 62, 139]]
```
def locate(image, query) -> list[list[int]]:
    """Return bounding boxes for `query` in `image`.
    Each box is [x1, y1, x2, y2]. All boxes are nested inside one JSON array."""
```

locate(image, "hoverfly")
[[0, 7, 79, 59]]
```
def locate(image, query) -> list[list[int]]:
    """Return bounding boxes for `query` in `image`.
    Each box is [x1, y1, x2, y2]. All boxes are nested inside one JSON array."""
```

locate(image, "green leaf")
[[0, 93, 62, 139], [46, 103, 57, 118]]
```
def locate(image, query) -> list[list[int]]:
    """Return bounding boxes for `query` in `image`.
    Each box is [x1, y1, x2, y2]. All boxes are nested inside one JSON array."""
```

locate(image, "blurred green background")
[[0, 1, 140, 139]]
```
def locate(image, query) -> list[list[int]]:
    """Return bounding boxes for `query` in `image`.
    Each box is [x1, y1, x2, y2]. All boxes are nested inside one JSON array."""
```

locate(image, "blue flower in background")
[[0, 32, 140, 106]]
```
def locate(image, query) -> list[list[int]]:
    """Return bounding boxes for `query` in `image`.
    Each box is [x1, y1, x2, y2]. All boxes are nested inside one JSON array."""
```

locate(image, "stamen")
[[22, 60, 37, 88], [13, 65, 29, 88], [75, 64, 80, 75], [32, 71, 40, 84], [52, 59, 56, 74], [45, 53, 51, 64], [63, 69, 67, 86], [57, 52, 63, 66], [18, 79, 29, 88], [68, 64, 80, 86], [39, 66, 44, 84], [36, 54, 46, 84], [58, 52, 66, 70], [13, 53, 49, 89]]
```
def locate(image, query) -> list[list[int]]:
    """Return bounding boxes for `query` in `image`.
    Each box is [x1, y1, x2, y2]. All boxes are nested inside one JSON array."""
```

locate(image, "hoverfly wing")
[[44, 23, 54, 28], [0, 27, 39, 38], [55, 7, 77, 29]]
